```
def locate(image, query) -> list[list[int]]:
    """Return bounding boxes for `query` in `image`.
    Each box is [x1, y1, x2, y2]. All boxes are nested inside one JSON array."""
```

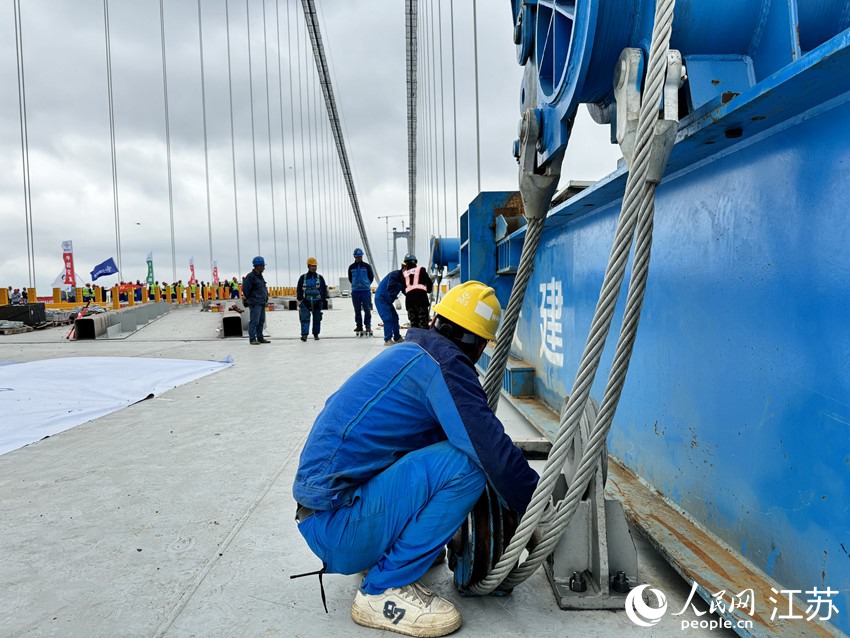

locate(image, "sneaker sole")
[[350, 605, 461, 638]]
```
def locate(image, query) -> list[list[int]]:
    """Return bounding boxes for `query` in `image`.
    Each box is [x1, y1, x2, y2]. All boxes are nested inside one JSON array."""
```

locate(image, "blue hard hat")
[[252, 256, 265, 266], [403, 253, 417, 263], [353, 248, 364, 257]]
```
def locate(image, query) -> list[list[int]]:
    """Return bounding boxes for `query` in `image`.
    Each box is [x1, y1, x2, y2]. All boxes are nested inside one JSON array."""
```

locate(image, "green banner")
[[146, 252, 154, 286]]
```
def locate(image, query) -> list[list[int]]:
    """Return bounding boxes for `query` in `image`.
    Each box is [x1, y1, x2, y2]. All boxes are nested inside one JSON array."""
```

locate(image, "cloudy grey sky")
[[0, 0, 621, 292]]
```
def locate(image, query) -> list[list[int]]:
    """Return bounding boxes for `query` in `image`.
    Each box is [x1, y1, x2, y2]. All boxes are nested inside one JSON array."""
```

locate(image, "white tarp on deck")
[[0, 356, 233, 456]]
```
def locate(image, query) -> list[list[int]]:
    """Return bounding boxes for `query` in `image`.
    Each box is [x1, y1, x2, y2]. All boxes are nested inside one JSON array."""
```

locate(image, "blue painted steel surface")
[[430, 237, 461, 272], [511, 0, 850, 164], [488, 3, 850, 633]]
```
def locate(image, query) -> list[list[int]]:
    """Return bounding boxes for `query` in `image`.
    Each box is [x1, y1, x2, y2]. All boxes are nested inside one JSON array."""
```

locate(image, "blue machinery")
[[447, 2, 850, 635]]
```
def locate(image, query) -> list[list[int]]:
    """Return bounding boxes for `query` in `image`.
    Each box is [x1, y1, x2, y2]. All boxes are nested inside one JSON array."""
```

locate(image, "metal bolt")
[[611, 570, 630, 593], [569, 571, 587, 593]]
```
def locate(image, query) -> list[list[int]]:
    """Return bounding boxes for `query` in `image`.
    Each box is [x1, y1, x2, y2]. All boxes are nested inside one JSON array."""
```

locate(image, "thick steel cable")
[[286, 0, 303, 272], [197, 0, 214, 282], [419, 2, 431, 253], [13, 0, 35, 288], [103, 0, 122, 277], [261, 0, 279, 286], [471, 0, 676, 594], [274, 0, 292, 284], [224, 0, 242, 275], [482, 215, 546, 411], [246, 0, 262, 255]]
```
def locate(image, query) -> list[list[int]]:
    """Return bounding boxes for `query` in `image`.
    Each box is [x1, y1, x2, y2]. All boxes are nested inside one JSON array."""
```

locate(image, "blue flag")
[[90, 257, 119, 281]]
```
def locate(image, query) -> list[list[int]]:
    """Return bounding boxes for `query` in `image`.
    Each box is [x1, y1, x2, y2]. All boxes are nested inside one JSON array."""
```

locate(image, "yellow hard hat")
[[306, 257, 318, 266], [433, 281, 501, 341]]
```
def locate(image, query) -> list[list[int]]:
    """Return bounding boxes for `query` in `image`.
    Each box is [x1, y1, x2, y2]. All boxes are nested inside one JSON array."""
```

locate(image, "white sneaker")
[[350, 581, 461, 637]]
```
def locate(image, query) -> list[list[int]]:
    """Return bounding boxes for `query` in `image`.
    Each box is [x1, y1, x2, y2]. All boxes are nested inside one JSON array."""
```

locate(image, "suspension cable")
[[197, 0, 214, 283], [300, 0, 379, 275], [274, 0, 292, 284], [471, 0, 678, 594], [224, 0, 242, 275], [261, 0, 279, 286], [472, 0, 481, 194], [405, 0, 418, 259], [287, 0, 303, 273], [246, 0, 261, 255], [102, 0, 122, 278], [304, 23, 317, 260], [449, 0, 459, 235], [438, 0, 448, 239], [13, 0, 35, 288]]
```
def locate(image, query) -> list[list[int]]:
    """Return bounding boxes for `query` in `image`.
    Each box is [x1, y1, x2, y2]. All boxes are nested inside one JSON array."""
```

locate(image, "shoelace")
[[290, 564, 328, 613], [398, 581, 435, 607]]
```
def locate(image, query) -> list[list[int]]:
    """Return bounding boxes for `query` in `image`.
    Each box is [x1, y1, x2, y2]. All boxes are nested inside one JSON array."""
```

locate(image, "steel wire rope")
[[321, 107, 333, 277], [102, 0, 123, 277], [197, 0, 215, 283], [13, 0, 35, 288], [273, 0, 292, 284], [470, 0, 677, 594], [224, 0, 242, 274], [286, 0, 303, 273], [261, 0, 279, 285], [449, 0, 459, 235], [246, 0, 262, 254], [437, 0, 449, 243]]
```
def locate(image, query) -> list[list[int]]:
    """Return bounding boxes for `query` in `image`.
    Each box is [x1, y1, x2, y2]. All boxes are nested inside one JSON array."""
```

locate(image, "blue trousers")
[[248, 304, 266, 341], [375, 296, 401, 342], [297, 442, 485, 594], [351, 290, 372, 329], [299, 301, 323, 336]]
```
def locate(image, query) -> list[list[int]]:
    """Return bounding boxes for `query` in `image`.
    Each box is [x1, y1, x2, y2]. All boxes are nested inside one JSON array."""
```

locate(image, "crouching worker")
[[291, 281, 539, 637]]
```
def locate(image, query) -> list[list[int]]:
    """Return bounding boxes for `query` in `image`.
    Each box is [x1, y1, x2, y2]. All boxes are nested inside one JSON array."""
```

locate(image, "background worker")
[[292, 281, 539, 637], [242, 256, 270, 345], [374, 267, 406, 346], [348, 248, 374, 336], [296, 257, 328, 341], [401, 254, 433, 329]]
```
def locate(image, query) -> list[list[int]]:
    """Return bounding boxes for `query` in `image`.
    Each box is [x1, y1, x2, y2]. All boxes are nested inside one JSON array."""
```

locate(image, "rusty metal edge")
[[498, 390, 844, 638], [606, 458, 845, 638]]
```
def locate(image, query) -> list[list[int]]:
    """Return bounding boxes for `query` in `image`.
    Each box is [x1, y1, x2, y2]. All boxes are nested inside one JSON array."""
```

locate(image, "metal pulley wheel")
[[447, 484, 518, 595]]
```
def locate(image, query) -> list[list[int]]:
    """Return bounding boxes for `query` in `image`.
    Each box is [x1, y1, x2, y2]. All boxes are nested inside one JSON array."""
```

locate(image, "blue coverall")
[[296, 272, 328, 337], [348, 260, 374, 330], [242, 269, 269, 342], [374, 270, 405, 343], [292, 328, 539, 594]]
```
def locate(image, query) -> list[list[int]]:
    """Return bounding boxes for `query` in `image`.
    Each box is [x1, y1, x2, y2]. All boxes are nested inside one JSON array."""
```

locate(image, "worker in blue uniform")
[[292, 281, 539, 637], [242, 256, 270, 345], [348, 248, 374, 336], [296, 257, 328, 341], [374, 268, 406, 346]]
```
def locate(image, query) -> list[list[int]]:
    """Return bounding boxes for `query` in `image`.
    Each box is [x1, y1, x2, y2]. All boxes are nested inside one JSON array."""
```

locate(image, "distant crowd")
[[5, 278, 244, 305]]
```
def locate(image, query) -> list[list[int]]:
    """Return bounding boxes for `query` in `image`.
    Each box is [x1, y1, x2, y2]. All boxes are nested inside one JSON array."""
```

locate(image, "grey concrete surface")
[[0, 305, 732, 637]]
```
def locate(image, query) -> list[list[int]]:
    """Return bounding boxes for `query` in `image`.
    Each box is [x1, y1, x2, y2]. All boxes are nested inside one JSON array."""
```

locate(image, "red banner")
[[188, 258, 197, 285], [212, 261, 219, 285], [62, 241, 76, 286]]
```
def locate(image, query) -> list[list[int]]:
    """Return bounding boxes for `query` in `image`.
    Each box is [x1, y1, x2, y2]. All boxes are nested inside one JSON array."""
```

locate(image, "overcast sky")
[[0, 0, 621, 291]]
